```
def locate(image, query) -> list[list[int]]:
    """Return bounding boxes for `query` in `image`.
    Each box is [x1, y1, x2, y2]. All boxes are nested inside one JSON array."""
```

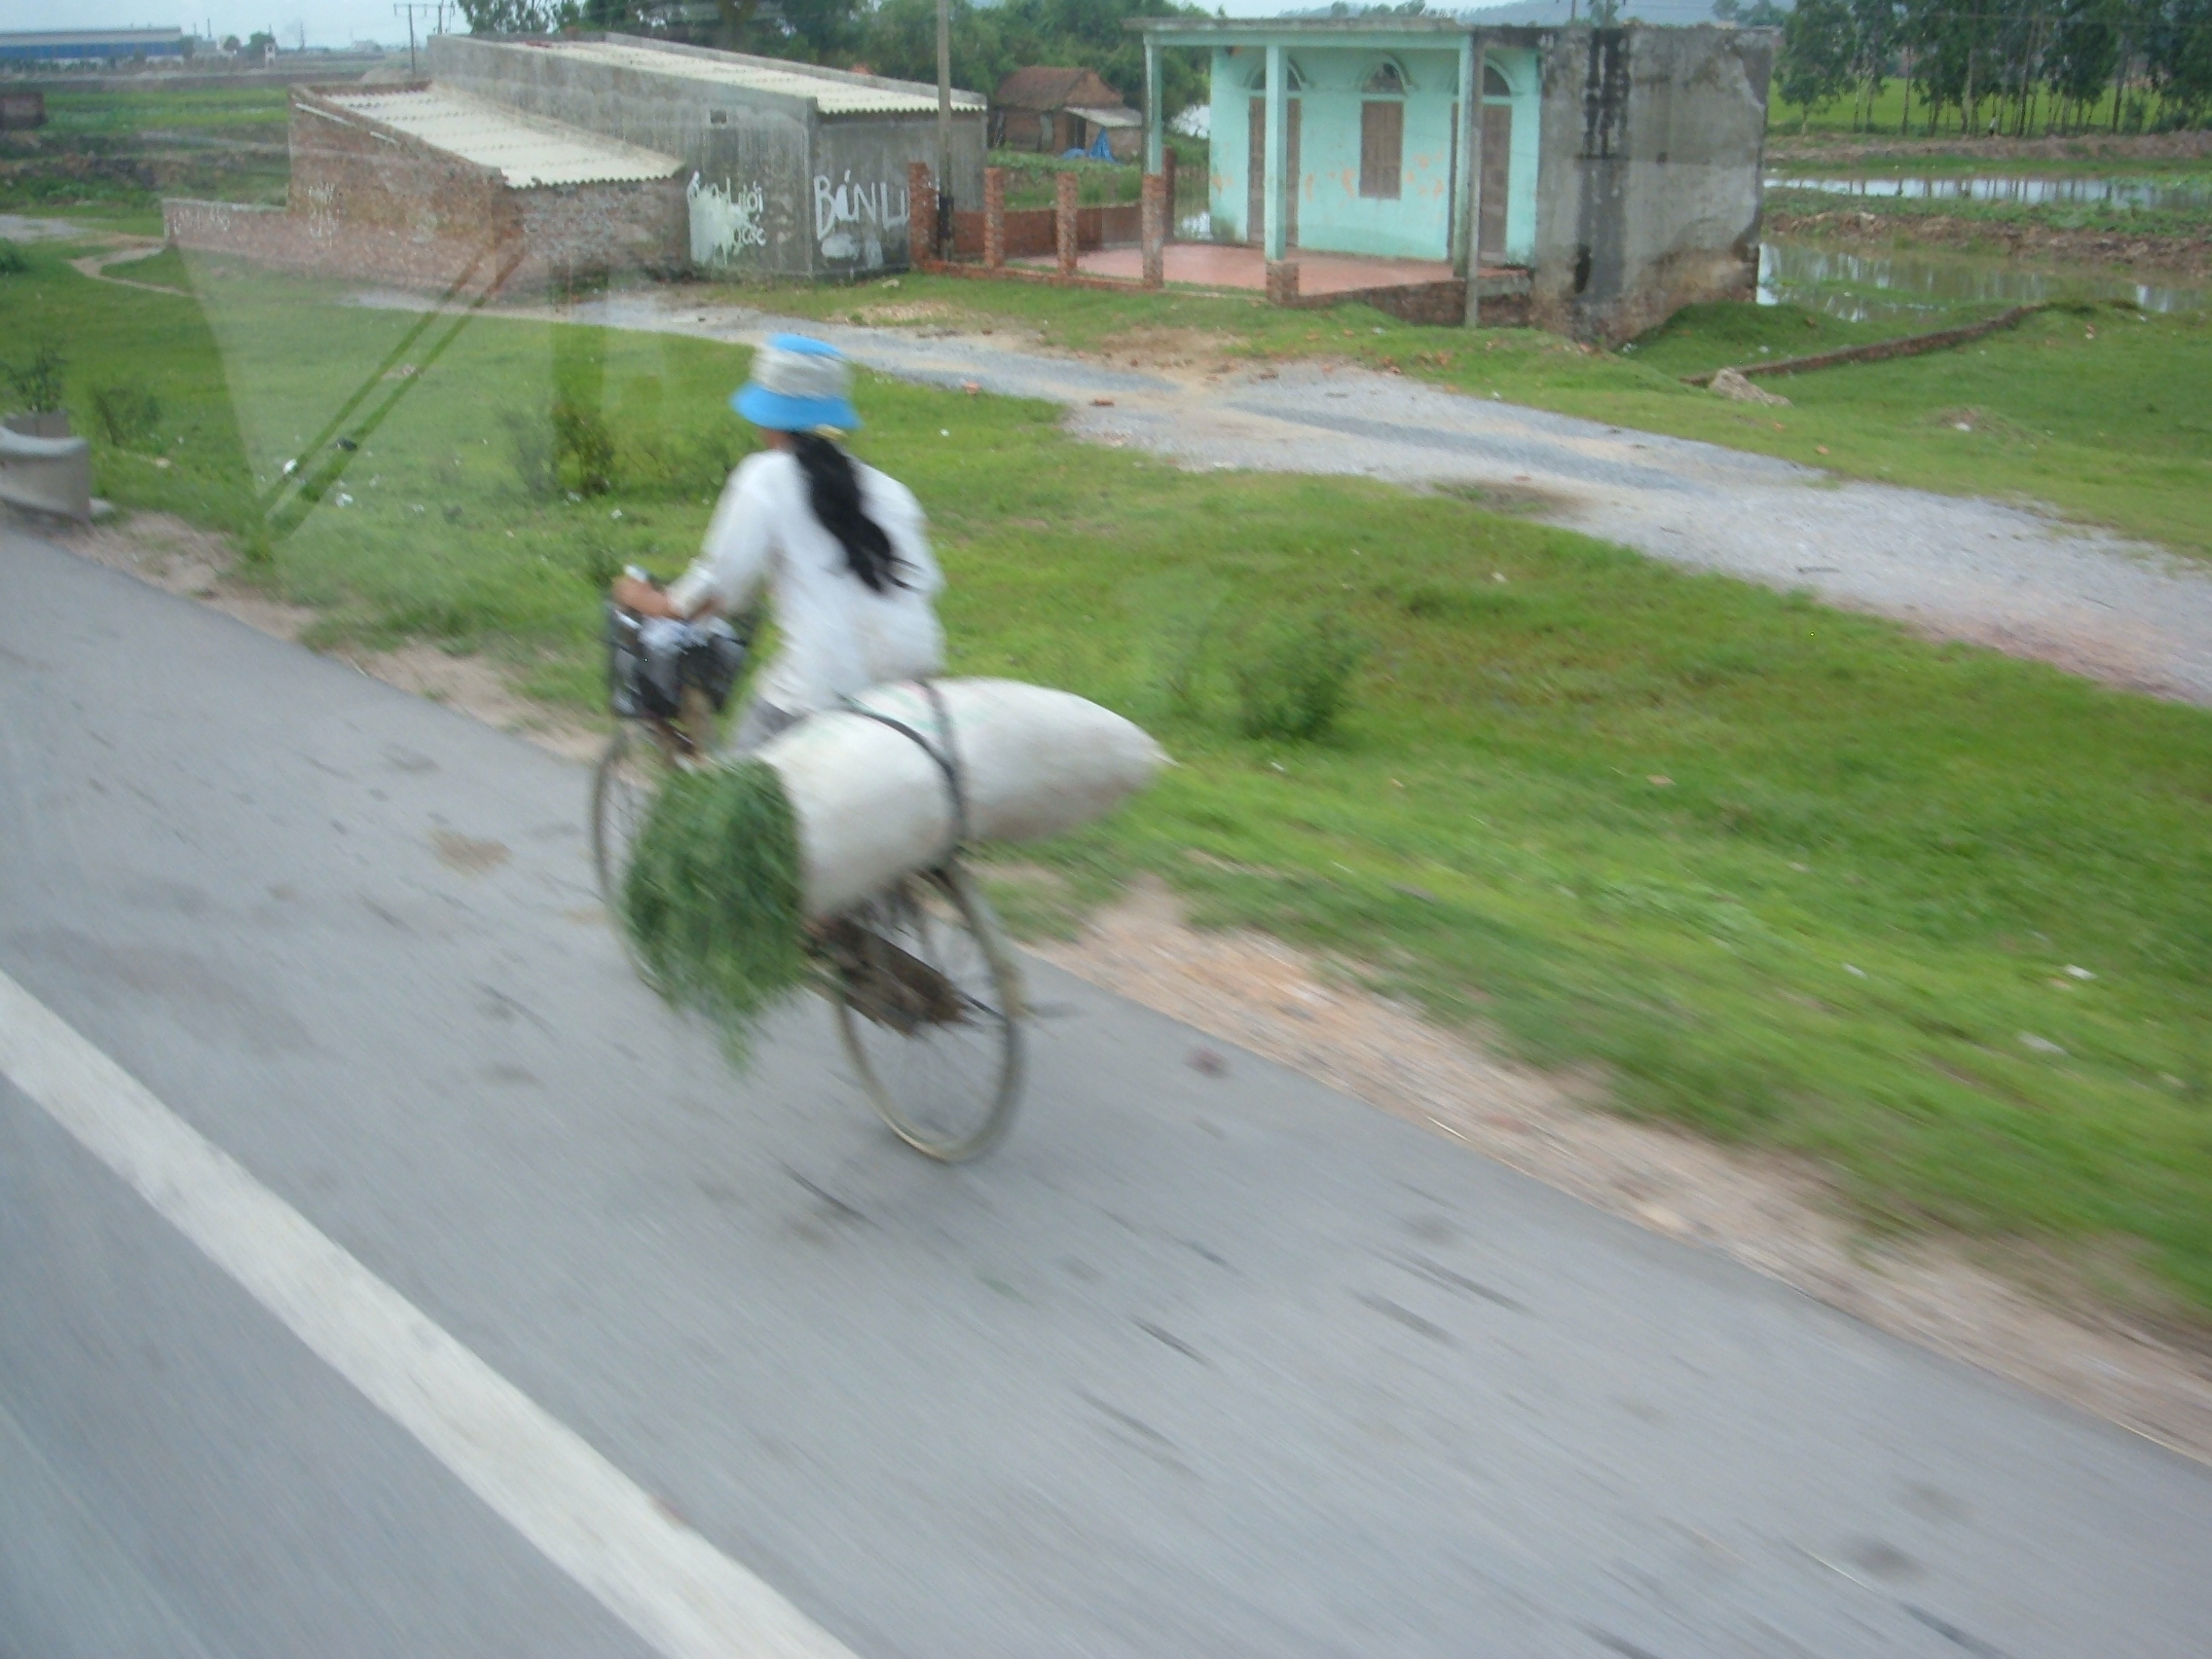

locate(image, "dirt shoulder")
[[43, 508, 602, 762], [1032, 876, 2212, 1466], [37, 502, 2212, 1467]]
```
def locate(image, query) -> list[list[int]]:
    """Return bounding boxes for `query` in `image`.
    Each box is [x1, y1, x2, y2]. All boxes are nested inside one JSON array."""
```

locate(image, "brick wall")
[[290, 89, 518, 247], [946, 201, 1143, 262], [165, 87, 683, 294]]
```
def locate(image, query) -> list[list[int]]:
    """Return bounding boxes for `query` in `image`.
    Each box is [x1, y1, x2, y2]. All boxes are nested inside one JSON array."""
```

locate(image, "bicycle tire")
[[589, 721, 667, 918], [832, 863, 1024, 1162]]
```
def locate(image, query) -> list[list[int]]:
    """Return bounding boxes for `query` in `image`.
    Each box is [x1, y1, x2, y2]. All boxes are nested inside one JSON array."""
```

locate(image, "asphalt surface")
[[501, 286, 2212, 708], [6, 518, 2212, 1657]]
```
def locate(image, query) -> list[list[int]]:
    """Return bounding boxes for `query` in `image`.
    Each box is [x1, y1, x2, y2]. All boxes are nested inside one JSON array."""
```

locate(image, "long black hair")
[[790, 431, 903, 594]]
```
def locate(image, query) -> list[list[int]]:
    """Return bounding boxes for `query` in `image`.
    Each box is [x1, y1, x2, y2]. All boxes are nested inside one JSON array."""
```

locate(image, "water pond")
[[1765, 172, 2212, 212], [1758, 240, 2205, 322]]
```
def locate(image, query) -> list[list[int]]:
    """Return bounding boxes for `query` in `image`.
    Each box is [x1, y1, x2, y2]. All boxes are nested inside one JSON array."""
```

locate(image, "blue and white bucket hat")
[[734, 334, 861, 433]]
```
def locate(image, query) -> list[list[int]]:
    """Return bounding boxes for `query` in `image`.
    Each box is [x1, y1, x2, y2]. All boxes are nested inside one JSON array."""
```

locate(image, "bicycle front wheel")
[[832, 864, 1024, 1162], [590, 721, 668, 916]]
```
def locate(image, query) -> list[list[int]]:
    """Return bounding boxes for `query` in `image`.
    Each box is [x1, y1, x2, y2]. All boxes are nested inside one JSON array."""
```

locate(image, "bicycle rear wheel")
[[831, 864, 1024, 1162]]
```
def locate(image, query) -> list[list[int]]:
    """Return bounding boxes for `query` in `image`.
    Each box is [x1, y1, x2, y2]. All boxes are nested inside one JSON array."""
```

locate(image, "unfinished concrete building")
[[1125, 18, 1775, 339], [166, 32, 988, 292]]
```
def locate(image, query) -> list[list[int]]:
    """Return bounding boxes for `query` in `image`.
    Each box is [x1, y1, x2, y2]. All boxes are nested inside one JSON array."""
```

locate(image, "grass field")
[[0, 85, 290, 234], [750, 271, 2212, 558], [13, 240, 2212, 1317]]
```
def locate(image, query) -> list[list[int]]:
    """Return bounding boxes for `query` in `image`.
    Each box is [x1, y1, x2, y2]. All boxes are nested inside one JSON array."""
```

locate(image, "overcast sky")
[[2, 1, 1729, 57]]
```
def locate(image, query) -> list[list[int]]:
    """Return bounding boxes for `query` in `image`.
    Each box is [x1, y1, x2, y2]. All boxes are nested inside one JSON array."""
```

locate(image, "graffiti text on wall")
[[687, 172, 768, 268], [813, 169, 907, 266]]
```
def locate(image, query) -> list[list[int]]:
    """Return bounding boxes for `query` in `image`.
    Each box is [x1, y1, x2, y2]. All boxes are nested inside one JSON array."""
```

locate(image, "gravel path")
[[392, 284, 2212, 706]]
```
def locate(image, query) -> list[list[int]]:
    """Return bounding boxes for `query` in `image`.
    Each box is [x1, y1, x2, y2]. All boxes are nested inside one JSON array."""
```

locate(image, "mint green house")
[[1130, 18, 1779, 341], [1202, 28, 1539, 267]]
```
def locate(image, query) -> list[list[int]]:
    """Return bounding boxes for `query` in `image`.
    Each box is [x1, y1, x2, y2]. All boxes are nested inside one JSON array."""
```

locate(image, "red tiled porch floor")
[[1014, 242, 1458, 294]]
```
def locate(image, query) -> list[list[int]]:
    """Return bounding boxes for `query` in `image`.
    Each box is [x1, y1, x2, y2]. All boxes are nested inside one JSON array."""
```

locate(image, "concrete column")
[[1265, 259, 1299, 307], [1054, 170, 1078, 277], [982, 166, 1007, 269], [1161, 144, 1178, 243], [1143, 35, 1162, 175], [1460, 36, 1486, 327], [907, 161, 938, 267], [1141, 171, 1166, 288], [1263, 44, 1287, 264]]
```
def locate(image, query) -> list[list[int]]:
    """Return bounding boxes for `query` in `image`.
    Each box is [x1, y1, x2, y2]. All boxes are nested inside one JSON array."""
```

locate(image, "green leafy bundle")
[[621, 759, 812, 1058]]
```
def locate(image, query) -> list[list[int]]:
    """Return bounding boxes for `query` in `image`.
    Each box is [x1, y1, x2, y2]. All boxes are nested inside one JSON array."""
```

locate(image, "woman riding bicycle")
[[611, 334, 945, 751]]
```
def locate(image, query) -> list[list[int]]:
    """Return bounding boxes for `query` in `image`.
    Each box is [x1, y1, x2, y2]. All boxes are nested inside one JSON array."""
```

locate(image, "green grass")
[[1766, 183, 2212, 241], [749, 270, 2212, 558], [17, 248, 2212, 1317], [0, 85, 291, 233]]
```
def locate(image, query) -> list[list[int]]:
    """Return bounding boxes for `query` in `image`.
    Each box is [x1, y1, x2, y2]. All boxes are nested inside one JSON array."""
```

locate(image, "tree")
[[1779, 0, 1859, 128], [2147, 0, 2212, 123], [454, 0, 574, 32], [856, 0, 1209, 121]]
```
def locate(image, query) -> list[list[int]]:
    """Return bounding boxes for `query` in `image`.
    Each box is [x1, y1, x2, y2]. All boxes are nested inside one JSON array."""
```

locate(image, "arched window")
[[1362, 61, 1406, 96], [1248, 58, 1308, 92], [1484, 62, 1511, 99]]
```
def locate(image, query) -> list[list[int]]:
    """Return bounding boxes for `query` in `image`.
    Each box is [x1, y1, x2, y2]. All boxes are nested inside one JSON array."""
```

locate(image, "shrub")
[[92, 384, 162, 448], [1231, 611, 1366, 742], [4, 343, 65, 413], [0, 240, 27, 276], [551, 398, 615, 497], [500, 408, 555, 498]]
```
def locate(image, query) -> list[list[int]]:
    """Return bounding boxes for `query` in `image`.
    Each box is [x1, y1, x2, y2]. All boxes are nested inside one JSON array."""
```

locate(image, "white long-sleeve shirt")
[[666, 449, 945, 715]]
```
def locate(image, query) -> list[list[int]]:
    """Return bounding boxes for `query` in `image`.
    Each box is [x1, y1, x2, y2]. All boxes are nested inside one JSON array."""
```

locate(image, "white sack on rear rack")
[[755, 679, 1167, 919]]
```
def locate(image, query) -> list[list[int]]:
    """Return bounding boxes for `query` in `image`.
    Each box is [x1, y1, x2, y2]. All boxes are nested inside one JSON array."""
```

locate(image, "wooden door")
[[1479, 102, 1512, 262], [1247, 99, 1263, 244], [1246, 96, 1300, 247]]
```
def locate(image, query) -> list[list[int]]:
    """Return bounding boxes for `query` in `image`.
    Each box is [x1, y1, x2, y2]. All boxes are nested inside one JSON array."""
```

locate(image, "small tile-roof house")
[[1127, 18, 1776, 340], [991, 66, 1141, 160]]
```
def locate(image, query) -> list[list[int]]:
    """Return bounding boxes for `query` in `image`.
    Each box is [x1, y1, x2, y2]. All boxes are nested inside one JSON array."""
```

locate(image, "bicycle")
[[591, 596, 1024, 1162]]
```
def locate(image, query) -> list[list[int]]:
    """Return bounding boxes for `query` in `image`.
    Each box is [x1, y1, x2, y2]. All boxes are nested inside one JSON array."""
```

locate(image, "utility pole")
[[935, 0, 952, 236], [394, 1, 439, 78]]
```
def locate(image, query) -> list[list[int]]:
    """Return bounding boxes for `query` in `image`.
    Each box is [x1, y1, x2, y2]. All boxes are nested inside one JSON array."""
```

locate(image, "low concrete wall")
[[0, 423, 92, 522], [1529, 25, 1773, 343]]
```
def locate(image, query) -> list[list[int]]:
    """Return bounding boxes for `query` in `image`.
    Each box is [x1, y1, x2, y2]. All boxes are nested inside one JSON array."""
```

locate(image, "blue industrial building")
[[0, 28, 188, 63]]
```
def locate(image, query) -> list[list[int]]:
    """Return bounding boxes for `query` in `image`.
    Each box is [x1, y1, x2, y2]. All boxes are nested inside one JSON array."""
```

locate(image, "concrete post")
[[1161, 144, 1177, 243], [1054, 170, 1078, 277], [1141, 171, 1166, 288], [1265, 259, 1299, 307], [0, 424, 92, 522], [982, 166, 1006, 269], [1263, 44, 1287, 264], [1460, 36, 1487, 327], [908, 161, 938, 267], [1143, 35, 1162, 175]]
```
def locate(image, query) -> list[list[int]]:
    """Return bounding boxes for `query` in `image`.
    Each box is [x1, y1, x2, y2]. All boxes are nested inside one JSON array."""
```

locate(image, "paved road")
[[500, 286, 2212, 707], [5, 519, 2211, 1657]]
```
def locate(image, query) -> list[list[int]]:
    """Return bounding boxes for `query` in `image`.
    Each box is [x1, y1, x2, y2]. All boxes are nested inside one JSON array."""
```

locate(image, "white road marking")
[[0, 968, 857, 1659]]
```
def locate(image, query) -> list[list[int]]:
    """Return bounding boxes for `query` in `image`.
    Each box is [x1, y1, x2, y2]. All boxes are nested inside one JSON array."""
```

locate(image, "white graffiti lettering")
[[686, 172, 769, 268], [811, 168, 909, 267]]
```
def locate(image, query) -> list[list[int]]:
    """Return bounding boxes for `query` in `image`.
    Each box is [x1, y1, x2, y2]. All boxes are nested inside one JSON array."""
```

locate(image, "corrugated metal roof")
[[324, 88, 681, 188], [546, 40, 986, 117]]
